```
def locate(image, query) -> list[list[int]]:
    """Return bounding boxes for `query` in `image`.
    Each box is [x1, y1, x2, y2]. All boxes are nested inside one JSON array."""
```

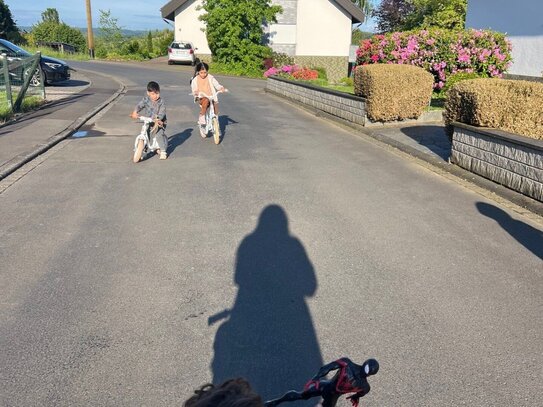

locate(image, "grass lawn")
[[0, 93, 44, 122]]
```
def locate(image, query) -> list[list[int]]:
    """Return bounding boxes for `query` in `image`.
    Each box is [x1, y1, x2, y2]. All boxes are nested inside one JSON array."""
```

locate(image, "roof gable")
[[161, 0, 365, 23]]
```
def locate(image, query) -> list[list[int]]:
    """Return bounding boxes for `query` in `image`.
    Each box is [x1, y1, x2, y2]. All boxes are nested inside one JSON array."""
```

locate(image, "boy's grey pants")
[[151, 128, 168, 153]]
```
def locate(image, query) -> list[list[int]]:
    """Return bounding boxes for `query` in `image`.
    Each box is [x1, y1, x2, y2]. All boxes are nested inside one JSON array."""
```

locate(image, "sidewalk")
[[0, 69, 124, 179]]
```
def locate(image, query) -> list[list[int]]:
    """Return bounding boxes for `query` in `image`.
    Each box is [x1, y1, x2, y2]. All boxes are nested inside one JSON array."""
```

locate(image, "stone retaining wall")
[[450, 122, 543, 202], [266, 76, 366, 125]]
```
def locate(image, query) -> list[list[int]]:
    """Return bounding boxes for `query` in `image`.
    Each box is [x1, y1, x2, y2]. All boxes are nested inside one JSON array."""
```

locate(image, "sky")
[[5, 0, 172, 31], [5, 0, 379, 33]]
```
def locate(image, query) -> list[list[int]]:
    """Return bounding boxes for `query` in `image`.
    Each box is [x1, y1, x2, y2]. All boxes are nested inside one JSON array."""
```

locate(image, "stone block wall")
[[266, 76, 366, 125], [450, 123, 543, 202], [294, 56, 349, 83]]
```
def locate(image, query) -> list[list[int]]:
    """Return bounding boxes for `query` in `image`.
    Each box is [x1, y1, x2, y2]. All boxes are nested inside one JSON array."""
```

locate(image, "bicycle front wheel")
[[212, 117, 221, 145], [133, 139, 145, 163]]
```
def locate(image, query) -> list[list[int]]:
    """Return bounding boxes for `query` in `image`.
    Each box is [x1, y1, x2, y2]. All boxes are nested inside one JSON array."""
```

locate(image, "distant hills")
[[20, 26, 165, 38]]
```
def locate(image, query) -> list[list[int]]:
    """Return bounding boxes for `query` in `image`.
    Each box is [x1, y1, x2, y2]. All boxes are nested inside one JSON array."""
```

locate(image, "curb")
[[0, 70, 126, 181]]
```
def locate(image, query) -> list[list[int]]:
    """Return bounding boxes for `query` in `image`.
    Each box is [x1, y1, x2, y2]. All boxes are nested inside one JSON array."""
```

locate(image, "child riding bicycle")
[[130, 81, 168, 160], [190, 62, 227, 125]]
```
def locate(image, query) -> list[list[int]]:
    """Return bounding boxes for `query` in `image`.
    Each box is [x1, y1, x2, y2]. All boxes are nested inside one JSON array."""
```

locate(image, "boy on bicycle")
[[191, 62, 226, 125], [130, 81, 168, 160]]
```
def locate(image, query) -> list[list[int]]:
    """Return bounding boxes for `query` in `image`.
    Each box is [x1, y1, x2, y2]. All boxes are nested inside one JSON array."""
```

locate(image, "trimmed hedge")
[[354, 64, 434, 122], [444, 79, 543, 140]]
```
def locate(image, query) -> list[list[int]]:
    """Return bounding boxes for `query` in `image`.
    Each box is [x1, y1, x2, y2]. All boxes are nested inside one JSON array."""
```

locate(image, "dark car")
[[0, 39, 72, 86]]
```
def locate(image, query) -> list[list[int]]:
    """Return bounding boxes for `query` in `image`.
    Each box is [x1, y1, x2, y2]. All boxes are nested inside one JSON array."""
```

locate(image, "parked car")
[[0, 39, 72, 86], [168, 41, 198, 66]]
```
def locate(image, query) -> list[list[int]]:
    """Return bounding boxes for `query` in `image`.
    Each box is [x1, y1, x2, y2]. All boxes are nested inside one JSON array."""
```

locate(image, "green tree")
[[351, 29, 373, 45], [403, 0, 467, 30], [97, 9, 123, 52], [147, 31, 153, 54], [373, 0, 414, 33], [41, 8, 60, 24], [0, 0, 24, 43], [199, 0, 282, 74], [32, 7, 87, 53], [352, 0, 374, 17], [155, 29, 174, 55]]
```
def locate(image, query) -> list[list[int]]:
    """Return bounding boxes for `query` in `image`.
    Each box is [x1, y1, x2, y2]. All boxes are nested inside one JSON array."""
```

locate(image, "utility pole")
[[85, 0, 95, 58]]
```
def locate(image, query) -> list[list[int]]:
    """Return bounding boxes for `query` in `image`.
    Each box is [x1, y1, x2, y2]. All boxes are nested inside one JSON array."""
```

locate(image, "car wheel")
[[24, 67, 43, 87], [168, 60, 173, 65]]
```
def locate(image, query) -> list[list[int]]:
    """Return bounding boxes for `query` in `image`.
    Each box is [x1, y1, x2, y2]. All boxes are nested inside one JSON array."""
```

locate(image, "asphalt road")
[[1, 60, 542, 407]]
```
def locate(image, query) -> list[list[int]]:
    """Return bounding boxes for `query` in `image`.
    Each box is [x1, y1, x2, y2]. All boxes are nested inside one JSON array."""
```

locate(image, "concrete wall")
[[465, 0, 543, 77], [173, 0, 211, 55], [451, 122, 543, 202], [266, 76, 366, 125]]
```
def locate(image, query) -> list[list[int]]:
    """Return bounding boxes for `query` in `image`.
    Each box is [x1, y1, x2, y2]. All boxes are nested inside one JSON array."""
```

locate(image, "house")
[[465, 0, 543, 78], [160, 0, 365, 81]]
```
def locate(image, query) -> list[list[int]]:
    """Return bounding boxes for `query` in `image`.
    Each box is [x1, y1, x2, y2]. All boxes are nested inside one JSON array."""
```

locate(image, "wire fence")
[[0, 52, 45, 116]]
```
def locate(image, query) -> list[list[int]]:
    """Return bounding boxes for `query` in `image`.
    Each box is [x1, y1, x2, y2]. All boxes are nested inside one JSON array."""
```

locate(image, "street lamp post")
[[85, 0, 95, 58]]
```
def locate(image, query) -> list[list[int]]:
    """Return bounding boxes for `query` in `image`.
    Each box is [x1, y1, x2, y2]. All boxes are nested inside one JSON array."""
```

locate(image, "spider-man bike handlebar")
[[264, 358, 379, 407]]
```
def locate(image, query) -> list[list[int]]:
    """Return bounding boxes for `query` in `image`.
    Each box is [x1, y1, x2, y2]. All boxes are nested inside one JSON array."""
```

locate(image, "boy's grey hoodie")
[[135, 96, 167, 126]]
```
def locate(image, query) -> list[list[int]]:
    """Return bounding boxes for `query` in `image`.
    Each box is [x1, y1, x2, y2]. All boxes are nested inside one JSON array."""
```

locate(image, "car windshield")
[[0, 40, 31, 57], [171, 43, 192, 50]]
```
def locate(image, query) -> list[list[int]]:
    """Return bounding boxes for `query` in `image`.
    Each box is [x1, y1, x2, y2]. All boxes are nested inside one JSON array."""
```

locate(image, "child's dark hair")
[[184, 378, 263, 407], [191, 62, 210, 84], [147, 81, 160, 92], [195, 62, 209, 73]]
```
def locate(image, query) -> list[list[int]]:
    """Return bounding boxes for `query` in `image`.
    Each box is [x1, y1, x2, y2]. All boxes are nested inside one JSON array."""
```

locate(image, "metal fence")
[[0, 52, 45, 114]]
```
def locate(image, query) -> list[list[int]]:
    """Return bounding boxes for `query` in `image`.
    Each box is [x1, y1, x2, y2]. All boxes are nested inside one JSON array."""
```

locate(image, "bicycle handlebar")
[[137, 115, 155, 123], [193, 89, 229, 100], [264, 358, 378, 407]]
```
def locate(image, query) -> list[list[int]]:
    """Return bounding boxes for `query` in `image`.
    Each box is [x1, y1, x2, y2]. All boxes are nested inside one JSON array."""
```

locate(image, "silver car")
[[167, 41, 197, 66]]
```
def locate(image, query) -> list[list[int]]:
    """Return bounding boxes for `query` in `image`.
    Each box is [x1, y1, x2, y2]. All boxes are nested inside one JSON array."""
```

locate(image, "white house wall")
[[169, 0, 352, 59], [173, 0, 211, 55], [466, 0, 543, 77], [295, 0, 351, 56]]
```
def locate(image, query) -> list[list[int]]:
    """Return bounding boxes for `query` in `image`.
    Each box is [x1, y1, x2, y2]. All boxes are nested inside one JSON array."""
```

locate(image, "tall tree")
[[373, 0, 467, 33], [41, 7, 60, 24], [0, 0, 23, 43], [98, 9, 123, 51], [372, 0, 413, 33], [199, 0, 282, 74], [147, 31, 153, 55], [403, 0, 467, 30], [351, 0, 374, 17]]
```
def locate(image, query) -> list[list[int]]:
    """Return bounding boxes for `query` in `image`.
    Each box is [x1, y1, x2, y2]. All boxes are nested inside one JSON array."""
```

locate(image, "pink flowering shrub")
[[264, 64, 319, 81], [356, 29, 512, 91]]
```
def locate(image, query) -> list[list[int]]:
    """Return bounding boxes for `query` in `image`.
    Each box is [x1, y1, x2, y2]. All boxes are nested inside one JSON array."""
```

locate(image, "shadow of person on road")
[[209, 204, 323, 402], [167, 128, 193, 155], [476, 202, 543, 260], [218, 115, 237, 141]]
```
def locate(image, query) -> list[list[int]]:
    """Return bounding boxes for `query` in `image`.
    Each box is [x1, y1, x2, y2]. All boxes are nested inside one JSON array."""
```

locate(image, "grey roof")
[[161, 0, 365, 23], [161, 0, 190, 21]]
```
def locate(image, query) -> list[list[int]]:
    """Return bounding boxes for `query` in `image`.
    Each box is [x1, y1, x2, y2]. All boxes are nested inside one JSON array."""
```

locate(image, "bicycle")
[[264, 357, 379, 407], [132, 115, 162, 163], [194, 90, 227, 145]]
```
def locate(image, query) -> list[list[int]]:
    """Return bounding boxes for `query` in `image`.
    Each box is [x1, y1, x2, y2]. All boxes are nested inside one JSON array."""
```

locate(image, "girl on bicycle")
[[191, 62, 226, 125]]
